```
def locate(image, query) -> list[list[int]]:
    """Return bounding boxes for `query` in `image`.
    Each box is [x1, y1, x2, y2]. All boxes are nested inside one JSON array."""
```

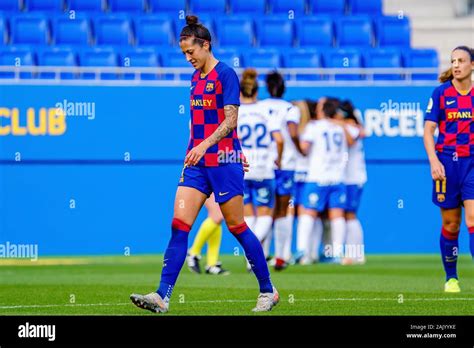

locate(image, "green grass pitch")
[[0, 254, 473, 315]]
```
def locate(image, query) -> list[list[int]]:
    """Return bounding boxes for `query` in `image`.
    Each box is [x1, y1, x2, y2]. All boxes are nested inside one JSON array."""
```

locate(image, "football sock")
[[230, 222, 273, 293], [310, 217, 323, 261], [262, 229, 272, 258], [274, 216, 287, 260], [346, 219, 365, 260], [468, 227, 474, 259], [283, 215, 294, 261], [206, 223, 222, 267], [189, 217, 219, 257], [254, 215, 273, 242], [244, 215, 256, 231], [440, 227, 459, 280], [157, 218, 191, 303], [331, 217, 346, 258], [297, 214, 315, 259]]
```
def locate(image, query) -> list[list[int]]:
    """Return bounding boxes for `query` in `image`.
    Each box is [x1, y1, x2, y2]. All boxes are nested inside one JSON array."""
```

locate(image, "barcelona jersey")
[[425, 80, 474, 157], [188, 61, 241, 166]]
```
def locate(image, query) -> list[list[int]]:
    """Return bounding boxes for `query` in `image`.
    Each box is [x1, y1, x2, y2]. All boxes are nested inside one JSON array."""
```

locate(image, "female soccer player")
[[423, 46, 474, 293], [130, 16, 279, 312], [238, 68, 283, 269], [186, 194, 229, 275], [259, 72, 302, 270]]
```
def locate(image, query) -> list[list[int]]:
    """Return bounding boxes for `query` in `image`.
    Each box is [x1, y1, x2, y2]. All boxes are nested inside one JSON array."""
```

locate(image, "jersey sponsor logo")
[[191, 99, 213, 107], [205, 82, 214, 92], [447, 111, 472, 120]]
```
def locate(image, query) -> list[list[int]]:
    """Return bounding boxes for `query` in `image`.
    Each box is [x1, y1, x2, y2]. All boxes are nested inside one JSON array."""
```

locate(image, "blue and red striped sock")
[[440, 227, 459, 281], [469, 227, 474, 259], [157, 218, 191, 303], [230, 222, 273, 293]]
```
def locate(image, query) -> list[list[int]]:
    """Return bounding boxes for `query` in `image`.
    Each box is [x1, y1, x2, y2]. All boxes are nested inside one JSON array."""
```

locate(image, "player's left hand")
[[185, 142, 208, 166]]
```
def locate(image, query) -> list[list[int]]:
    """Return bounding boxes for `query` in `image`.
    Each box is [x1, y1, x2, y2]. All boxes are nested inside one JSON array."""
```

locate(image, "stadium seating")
[[54, 16, 92, 45], [216, 16, 254, 48], [349, 0, 382, 15], [69, 0, 104, 13], [0, 16, 7, 44], [148, 0, 186, 13], [269, 0, 306, 15], [243, 49, 281, 81], [26, 0, 64, 12], [336, 16, 373, 48], [10, 15, 50, 45], [109, 0, 145, 13], [135, 15, 175, 46], [404, 48, 439, 80], [311, 0, 346, 15], [79, 48, 119, 79], [0, 0, 22, 12], [324, 49, 364, 80], [0, 46, 36, 78], [283, 49, 323, 80], [375, 16, 410, 48], [364, 48, 403, 80], [160, 48, 193, 80], [230, 0, 266, 14], [94, 15, 133, 46], [296, 16, 334, 48], [257, 17, 294, 47], [190, 0, 227, 14], [213, 48, 242, 69], [120, 47, 160, 80], [37, 48, 77, 79]]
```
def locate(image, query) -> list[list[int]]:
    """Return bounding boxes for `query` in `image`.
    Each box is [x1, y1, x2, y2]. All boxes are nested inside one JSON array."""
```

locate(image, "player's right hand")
[[430, 159, 446, 181]]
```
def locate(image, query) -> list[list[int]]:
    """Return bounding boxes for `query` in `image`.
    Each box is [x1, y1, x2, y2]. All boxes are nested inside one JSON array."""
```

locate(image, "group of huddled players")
[[187, 68, 367, 274]]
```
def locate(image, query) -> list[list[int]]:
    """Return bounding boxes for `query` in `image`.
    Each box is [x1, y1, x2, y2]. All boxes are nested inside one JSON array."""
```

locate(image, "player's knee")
[[442, 220, 461, 233], [171, 217, 192, 232]]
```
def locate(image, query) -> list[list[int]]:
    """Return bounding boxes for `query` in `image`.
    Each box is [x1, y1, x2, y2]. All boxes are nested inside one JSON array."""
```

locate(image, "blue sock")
[[469, 227, 474, 259], [230, 223, 273, 293], [440, 228, 459, 281], [157, 218, 191, 303]]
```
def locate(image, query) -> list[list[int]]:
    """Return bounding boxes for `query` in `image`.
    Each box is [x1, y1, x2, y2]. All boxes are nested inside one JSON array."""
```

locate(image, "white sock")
[[283, 215, 294, 261], [297, 214, 314, 259], [254, 215, 273, 242], [274, 217, 287, 260], [262, 229, 272, 258], [310, 218, 323, 261], [331, 217, 346, 258], [346, 219, 365, 260], [244, 215, 256, 231]]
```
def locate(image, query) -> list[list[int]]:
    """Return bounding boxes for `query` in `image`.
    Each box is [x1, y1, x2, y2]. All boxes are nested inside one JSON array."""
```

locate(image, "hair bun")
[[242, 68, 257, 81], [186, 15, 199, 26]]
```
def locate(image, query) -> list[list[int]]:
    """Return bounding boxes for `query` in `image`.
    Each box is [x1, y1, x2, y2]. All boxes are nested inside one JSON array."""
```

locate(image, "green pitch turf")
[[0, 255, 473, 315]]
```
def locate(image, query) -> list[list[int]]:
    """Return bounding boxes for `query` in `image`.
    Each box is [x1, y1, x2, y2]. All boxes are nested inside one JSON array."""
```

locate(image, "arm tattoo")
[[204, 105, 239, 147]]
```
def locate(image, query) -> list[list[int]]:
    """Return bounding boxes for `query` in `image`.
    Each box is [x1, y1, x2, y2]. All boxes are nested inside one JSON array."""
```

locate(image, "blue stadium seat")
[[174, 14, 215, 44], [364, 48, 403, 80], [336, 16, 373, 48], [0, 16, 7, 44], [214, 48, 242, 69], [94, 15, 133, 46], [37, 48, 77, 79], [297, 16, 333, 48], [0, 0, 22, 11], [230, 0, 266, 14], [149, 0, 186, 13], [54, 16, 91, 45], [311, 0, 346, 15], [120, 48, 159, 80], [190, 0, 226, 14], [0, 47, 36, 78], [69, 0, 105, 12], [243, 49, 281, 69], [269, 0, 306, 15], [216, 16, 254, 48], [109, 0, 145, 12], [349, 0, 382, 15], [79, 48, 119, 79], [323, 48, 364, 80], [161, 48, 193, 80], [404, 48, 438, 80], [283, 49, 323, 80], [256, 17, 294, 47], [135, 16, 174, 46], [11, 15, 49, 45], [375, 16, 410, 48], [26, 0, 64, 11]]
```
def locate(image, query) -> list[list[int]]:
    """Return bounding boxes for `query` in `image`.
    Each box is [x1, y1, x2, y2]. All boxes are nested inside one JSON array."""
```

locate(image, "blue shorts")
[[432, 153, 474, 209], [302, 182, 347, 212], [345, 184, 364, 213], [275, 169, 295, 196], [178, 163, 244, 204], [244, 179, 276, 208], [292, 171, 307, 206]]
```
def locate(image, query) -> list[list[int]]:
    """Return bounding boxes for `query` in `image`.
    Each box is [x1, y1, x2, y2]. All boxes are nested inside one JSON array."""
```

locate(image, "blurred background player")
[[259, 71, 302, 270], [423, 45, 474, 293], [186, 194, 230, 275], [339, 100, 367, 265], [131, 16, 279, 313], [238, 68, 284, 271]]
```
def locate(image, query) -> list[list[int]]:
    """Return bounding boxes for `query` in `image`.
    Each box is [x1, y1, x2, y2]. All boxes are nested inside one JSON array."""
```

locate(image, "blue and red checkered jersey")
[[187, 61, 242, 166], [425, 80, 474, 157]]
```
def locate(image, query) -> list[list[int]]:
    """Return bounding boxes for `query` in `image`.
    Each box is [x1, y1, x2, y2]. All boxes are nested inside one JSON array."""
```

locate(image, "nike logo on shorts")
[[219, 192, 229, 196]]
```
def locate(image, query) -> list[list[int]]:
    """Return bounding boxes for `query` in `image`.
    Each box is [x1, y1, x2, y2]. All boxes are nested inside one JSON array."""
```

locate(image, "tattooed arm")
[[184, 104, 239, 166]]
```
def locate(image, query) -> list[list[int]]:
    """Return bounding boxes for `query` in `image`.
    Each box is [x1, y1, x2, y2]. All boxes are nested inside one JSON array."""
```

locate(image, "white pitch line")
[[1, 297, 474, 310]]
